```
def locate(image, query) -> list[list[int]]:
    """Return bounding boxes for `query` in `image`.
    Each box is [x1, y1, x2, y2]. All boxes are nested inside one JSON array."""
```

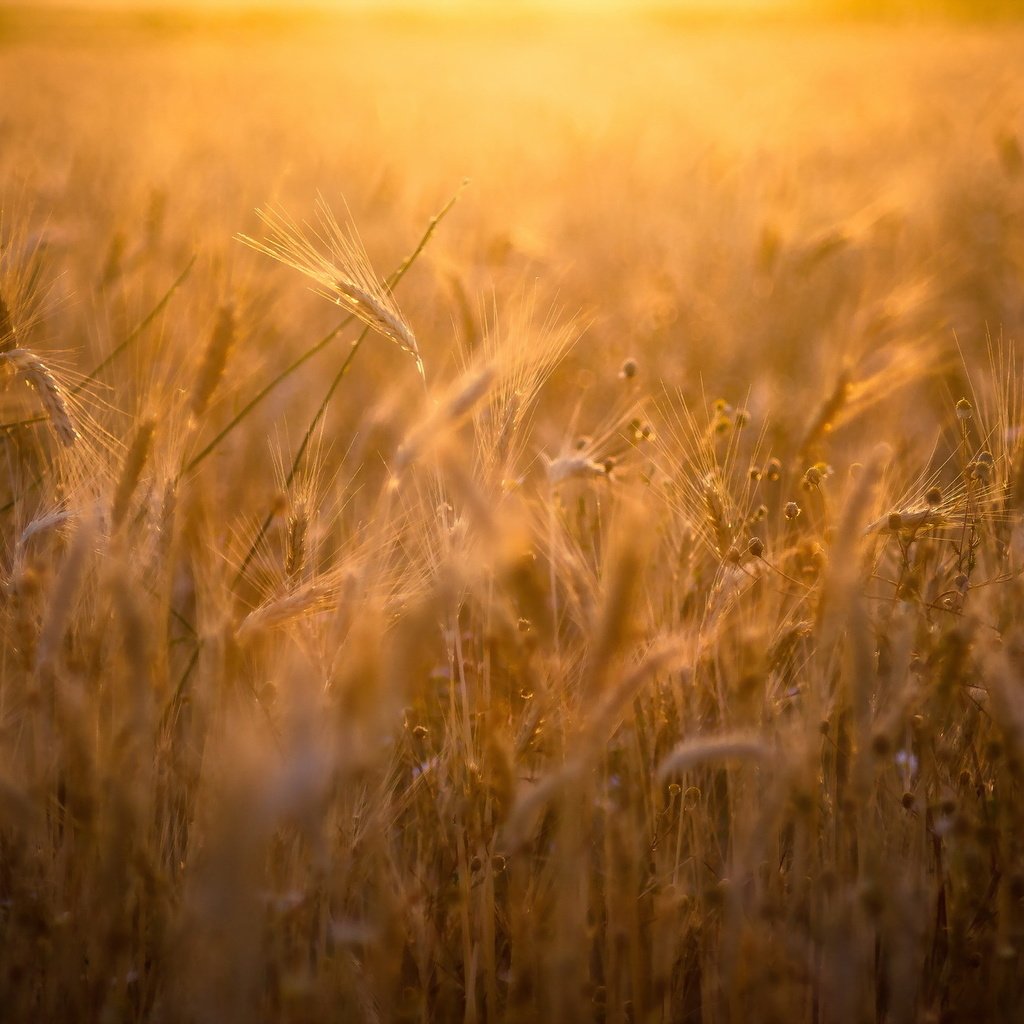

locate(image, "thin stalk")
[[79, 254, 198, 394], [233, 330, 368, 586], [182, 316, 353, 474]]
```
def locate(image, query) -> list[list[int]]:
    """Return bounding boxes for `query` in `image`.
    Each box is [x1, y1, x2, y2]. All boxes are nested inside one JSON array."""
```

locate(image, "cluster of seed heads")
[[969, 450, 995, 483], [751, 457, 782, 483], [802, 462, 832, 490], [710, 398, 749, 435]]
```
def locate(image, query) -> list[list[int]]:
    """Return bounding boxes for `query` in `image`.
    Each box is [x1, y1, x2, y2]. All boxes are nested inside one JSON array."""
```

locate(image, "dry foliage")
[[1, 8, 1024, 1024]]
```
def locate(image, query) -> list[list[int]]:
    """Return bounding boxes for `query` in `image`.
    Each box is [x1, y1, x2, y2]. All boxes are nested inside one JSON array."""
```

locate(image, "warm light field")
[[1, 6, 1024, 1023]]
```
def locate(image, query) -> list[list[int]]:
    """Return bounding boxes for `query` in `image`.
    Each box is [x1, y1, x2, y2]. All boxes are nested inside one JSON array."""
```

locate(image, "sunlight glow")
[[37, 0, 805, 11]]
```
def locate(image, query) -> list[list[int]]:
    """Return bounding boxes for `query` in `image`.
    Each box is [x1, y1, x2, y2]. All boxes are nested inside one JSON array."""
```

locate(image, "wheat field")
[[1, 5, 1024, 1022]]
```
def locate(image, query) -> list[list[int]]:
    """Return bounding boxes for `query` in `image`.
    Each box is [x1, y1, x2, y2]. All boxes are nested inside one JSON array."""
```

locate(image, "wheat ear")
[[191, 304, 235, 419], [111, 418, 155, 527], [240, 198, 422, 376], [235, 583, 329, 642], [2, 348, 77, 447]]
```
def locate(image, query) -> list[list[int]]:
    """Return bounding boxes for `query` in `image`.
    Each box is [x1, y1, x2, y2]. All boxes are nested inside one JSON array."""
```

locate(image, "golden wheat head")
[[240, 197, 423, 377]]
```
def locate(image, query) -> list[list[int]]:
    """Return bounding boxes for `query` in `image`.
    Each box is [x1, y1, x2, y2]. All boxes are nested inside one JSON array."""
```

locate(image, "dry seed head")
[[2, 348, 77, 447], [98, 230, 126, 288], [865, 507, 947, 535], [657, 733, 773, 780], [395, 363, 496, 470], [285, 500, 308, 581], [191, 304, 235, 419], [243, 199, 423, 377], [235, 583, 328, 641], [111, 418, 156, 527], [748, 536, 764, 558], [632, 420, 654, 442], [956, 398, 973, 421], [799, 370, 850, 458], [702, 475, 733, 556], [784, 501, 801, 520], [970, 451, 994, 483], [36, 512, 94, 669], [803, 464, 827, 489], [619, 357, 638, 380], [547, 454, 607, 485], [443, 363, 497, 421], [17, 507, 73, 558]]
